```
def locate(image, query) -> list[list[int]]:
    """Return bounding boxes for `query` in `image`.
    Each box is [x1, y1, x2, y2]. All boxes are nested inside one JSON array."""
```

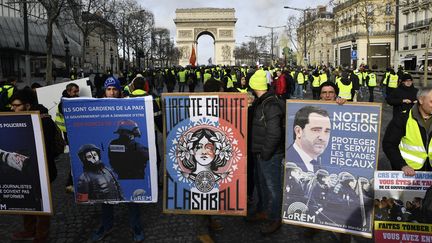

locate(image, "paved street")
[[0, 87, 392, 243]]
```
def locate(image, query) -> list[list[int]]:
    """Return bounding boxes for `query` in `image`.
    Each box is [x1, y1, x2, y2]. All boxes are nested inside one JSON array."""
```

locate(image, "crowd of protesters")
[[0, 62, 425, 243]]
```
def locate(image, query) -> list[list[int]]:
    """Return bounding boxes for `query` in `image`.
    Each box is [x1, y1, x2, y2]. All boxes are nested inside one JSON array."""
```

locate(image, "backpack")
[[421, 185, 432, 223], [0, 85, 13, 111]]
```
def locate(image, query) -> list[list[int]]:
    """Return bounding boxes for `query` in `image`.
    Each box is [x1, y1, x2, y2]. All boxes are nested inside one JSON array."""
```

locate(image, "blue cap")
[[104, 77, 121, 90]]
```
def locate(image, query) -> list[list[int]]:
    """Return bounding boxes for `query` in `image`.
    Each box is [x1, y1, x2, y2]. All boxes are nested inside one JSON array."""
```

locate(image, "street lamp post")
[[284, 6, 311, 66], [64, 38, 70, 78], [110, 47, 114, 74], [351, 37, 357, 69], [257, 25, 286, 62], [15, 42, 21, 82]]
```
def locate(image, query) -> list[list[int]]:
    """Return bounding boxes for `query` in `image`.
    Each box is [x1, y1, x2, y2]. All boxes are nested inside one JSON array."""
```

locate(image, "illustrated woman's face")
[[194, 136, 215, 166]]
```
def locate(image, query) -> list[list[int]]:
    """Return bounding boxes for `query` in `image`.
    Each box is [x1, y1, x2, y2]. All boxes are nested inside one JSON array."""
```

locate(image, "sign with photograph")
[[374, 171, 432, 242], [282, 101, 382, 238], [63, 97, 158, 204], [0, 113, 52, 214]]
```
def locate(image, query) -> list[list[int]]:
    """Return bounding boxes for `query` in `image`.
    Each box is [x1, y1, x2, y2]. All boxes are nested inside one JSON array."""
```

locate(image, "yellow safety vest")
[[312, 76, 320, 88], [178, 71, 187, 83], [362, 72, 368, 84], [368, 73, 377, 87], [204, 73, 212, 83], [236, 87, 248, 93], [131, 89, 147, 96], [399, 110, 432, 169], [231, 74, 237, 83], [335, 77, 341, 85], [290, 71, 295, 78], [297, 72, 305, 85], [354, 71, 362, 85], [196, 71, 201, 79], [55, 106, 66, 132], [388, 74, 399, 88], [383, 72, 390, 85], [319, 73, 328, 84], [0, 85, 14, 109], [337, 81, 352, 100], [226, 76, 234, 89]]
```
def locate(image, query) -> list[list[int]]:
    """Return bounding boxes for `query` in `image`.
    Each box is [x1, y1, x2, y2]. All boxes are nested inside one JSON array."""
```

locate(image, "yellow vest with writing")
[[368, 73, 377, 87], [399, 110, 432, 169]]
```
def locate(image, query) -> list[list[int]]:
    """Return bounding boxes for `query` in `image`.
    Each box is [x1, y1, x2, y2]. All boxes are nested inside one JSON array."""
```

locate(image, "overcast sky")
[[137, 0, 329, 64]]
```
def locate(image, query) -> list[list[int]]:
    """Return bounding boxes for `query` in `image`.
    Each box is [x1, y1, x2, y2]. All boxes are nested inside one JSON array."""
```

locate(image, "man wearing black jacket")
[[383, 87, 432, 176], [248, 69, 285, 235], [386, 74, 418, 117], [9, 88, 57, 243]]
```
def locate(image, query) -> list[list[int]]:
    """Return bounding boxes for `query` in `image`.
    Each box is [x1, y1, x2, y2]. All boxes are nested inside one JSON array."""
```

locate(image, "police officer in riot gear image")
[[76, 144, 123, 202], [108, 120, 149, 180]]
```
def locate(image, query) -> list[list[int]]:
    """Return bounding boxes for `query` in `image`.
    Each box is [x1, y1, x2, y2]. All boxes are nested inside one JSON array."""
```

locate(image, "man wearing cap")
[[383, 87, 432, 177], [249, 69, 285, 235], [386, 73, 418, 117]]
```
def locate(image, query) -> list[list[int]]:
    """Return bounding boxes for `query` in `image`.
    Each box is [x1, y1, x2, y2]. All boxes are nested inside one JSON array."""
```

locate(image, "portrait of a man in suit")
[[286, 106, 331, 172]]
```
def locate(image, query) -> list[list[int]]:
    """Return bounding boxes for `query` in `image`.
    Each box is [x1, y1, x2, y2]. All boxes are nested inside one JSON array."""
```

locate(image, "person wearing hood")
[[9, 88, 58, 243], [386, 74, 418, 117], [75, 144, 123, 203]]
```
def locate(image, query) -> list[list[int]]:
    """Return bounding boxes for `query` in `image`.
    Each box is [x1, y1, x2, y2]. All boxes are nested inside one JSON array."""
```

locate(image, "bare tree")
[[152, 28, 170, 67], [38, 0, 67, 84], [111, 0, 154, 71], [356, 0, 386, 65], [287, 11, 319, 65], [66, 0, 116, 69], [332, 0, 388, 66]]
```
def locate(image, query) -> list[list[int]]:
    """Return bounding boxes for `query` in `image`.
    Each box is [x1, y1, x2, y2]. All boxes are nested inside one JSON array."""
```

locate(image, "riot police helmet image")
[[284, 162, 305, 197], [286, 106, 331, 172], [108, 120, 149, 180], [181, 128, 228, 175], [315, 169, 330, 185], [76, 144, 122, 202]]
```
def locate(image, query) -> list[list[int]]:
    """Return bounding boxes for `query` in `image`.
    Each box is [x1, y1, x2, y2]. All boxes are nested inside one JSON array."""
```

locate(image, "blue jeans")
[[254, 152, 284, 221], [101, 203, 142, 232], [295, 83, 304, 99]]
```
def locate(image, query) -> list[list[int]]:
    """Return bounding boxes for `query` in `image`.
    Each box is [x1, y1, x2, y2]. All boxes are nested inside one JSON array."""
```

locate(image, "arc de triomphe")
[[174, 8, 237, 66]]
